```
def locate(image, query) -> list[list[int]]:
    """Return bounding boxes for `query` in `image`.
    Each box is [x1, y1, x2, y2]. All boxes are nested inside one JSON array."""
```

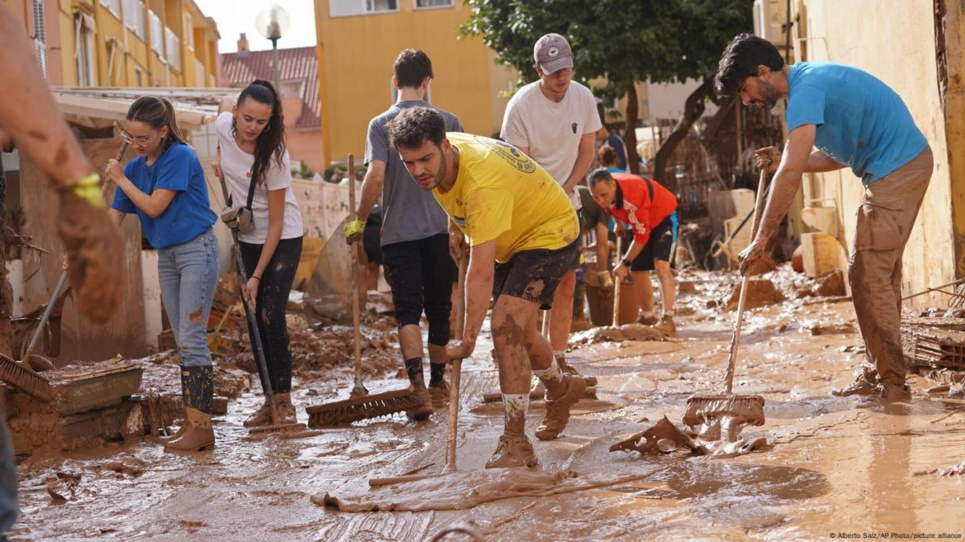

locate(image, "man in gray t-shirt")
[[344, 49, 462, 419]]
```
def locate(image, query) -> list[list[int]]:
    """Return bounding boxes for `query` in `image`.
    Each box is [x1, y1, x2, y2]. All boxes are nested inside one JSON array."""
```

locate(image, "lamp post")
[[255, 5, 290, 91]]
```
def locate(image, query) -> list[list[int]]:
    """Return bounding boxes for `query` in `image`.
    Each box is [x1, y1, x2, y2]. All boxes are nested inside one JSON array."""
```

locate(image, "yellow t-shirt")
[[433, 133, 579, 263]]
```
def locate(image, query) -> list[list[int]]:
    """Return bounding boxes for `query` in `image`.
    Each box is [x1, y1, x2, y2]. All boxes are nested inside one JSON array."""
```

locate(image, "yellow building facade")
[[313, 0, 517, 166], [3, 0, 220, 89]]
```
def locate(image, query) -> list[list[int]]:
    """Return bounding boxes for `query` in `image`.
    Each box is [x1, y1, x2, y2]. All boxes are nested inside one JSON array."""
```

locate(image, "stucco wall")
[[801, 0, 954, 309]]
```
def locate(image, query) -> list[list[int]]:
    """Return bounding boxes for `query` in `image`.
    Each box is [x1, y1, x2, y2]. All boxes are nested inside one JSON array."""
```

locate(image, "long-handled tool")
[[369, 256, 468, 487], [684, 170, 768, 442], [0, 129, 133, 400], [612, 233, 623, 326], [306, 155, 424, 427], [216, 170, 303, 435]]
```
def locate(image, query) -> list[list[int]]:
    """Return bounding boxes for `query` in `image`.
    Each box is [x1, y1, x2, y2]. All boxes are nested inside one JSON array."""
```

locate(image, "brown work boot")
[[428, 379, 450, 409], [243, 400, 273, 427], [535, 374, 588, 441], [652, 315, 677, 338], [832, 372, 878, 397], [406, 382, 434, 421], [485, 433, 538, 469], [274, 393, 297, 424], [637, 314, 659, 326], [164, 408, 215, 452]]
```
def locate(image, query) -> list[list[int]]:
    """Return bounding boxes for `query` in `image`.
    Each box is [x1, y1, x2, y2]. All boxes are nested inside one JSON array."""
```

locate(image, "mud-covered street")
[[7, 267, 963, 541]]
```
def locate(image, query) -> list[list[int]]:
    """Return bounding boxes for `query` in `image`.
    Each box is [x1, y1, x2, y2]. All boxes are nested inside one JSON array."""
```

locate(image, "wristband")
[[64, 173, 106, 209], [252, 275, 261, 281], [621, 258, 632, 268]]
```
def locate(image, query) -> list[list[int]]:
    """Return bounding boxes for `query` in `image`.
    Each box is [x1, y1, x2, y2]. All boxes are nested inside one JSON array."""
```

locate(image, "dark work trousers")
[[240, 236, 302, 394]]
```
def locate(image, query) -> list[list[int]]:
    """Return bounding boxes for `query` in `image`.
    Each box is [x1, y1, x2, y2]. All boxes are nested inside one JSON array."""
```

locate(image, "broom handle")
[[725, 169, 769, 393], [612, 233, 623, 326], [444, 255, 468, 473], [348, 155, 364, 388]]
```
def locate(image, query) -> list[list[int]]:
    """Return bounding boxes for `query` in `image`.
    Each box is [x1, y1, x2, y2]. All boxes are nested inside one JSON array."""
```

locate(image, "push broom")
[[306, 154, 423, 427], [0, 127, 132, 401], [683, 169, 768, 442]]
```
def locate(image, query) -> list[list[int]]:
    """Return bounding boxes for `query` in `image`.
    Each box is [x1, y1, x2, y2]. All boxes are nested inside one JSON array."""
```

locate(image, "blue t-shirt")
[[112, 142, 217, 249], [785, 62, 927, 185]]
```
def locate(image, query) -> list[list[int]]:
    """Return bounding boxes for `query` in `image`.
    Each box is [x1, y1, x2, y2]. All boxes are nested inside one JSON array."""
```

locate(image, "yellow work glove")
[[65, 172, 106, 209], [342, 219, 366, 244]]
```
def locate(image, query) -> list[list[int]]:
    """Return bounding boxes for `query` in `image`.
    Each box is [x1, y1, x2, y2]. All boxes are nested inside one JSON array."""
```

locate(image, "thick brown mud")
[[8, 266, 965, 540]]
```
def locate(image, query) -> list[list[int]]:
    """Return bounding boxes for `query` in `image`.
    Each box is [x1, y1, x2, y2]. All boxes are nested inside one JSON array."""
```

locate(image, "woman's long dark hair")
[[233, 80, 286, 185], [127, 96, 187, 150]]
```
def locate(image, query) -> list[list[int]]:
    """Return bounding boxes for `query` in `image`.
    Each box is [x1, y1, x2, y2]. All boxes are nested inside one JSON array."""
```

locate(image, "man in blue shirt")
[[715, 34, 933, 403]]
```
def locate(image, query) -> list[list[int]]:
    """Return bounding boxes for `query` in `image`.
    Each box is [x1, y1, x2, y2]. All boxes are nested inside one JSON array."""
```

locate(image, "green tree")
[[462, 0, 753, 181]]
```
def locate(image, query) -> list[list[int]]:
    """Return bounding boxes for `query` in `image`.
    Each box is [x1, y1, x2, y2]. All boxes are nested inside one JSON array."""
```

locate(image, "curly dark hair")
[[387, 107, 446, 150], [714, 33, 785, 98], [598, 145, 617, 168], [234, 80, 286, 185]]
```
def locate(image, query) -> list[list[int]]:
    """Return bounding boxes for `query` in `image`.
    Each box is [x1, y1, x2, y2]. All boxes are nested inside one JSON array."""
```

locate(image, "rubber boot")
[[165, 366, 215, 452]]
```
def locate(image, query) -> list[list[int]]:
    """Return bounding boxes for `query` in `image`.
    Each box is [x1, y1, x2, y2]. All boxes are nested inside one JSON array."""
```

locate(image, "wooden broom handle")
[[444, 255, 468, 473], [612, 233, 623, 326], [348, 155, 363, 383], [725, 169, 768, 393]]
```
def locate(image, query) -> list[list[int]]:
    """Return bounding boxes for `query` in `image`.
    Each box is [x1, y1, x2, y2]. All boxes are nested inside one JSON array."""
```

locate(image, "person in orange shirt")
[[588, 168, 679, 336]]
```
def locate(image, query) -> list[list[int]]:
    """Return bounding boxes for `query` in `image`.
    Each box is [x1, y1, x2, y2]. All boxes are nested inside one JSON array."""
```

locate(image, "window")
[[330, 0, 398, 17], [123, 0, 145, 39], [415, 0, 452, 8], [165, 28, 180, 70], [149, 11, 164, 59], [99, 0, 120, 18], [74, 12, 96, 86], [184, 14, 194, 50]]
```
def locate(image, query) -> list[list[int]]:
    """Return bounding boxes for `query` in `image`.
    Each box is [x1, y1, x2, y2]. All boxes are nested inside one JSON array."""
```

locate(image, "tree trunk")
[[653, 76, 712, 189], [624, 83, 640, 174]]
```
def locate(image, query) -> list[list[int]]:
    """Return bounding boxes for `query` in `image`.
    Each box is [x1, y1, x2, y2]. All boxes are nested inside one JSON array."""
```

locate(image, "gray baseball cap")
[[534, 33, 573, 74]]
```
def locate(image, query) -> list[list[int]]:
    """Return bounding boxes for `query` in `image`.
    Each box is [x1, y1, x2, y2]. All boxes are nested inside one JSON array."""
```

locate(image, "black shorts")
[[493, 240, 580, 310], [381, 234, 456, 346], [625, 216, 674, 272], [363, 223, 382, 265]]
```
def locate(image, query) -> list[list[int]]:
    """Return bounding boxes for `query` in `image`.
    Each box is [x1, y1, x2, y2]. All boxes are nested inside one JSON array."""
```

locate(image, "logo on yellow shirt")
[[477, 136, 536, 174]]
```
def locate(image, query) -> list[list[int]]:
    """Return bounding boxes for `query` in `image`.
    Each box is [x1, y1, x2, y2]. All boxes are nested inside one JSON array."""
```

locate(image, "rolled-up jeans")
[[158, 228, 219, 368]]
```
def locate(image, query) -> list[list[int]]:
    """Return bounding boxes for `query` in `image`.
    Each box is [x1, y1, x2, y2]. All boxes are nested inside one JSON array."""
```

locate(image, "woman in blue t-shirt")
[[105, 96, 219, 452]]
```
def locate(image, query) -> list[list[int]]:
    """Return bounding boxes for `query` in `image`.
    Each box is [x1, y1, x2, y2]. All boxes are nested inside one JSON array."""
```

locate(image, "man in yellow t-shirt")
[[388, 107, 588, 469]]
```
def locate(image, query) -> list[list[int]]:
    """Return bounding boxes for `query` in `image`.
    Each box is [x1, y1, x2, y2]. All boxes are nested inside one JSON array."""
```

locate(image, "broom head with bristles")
[[683, 393, 765, 443], [0, 354, 53, 401], [306, 387, 423, 427]]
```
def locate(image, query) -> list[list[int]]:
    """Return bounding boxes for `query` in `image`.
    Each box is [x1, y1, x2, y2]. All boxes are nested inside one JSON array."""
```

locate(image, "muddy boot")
[[404, 358, 433, 421], [652, 315, 677, 338], [243, 400, 273, 427], [872, 382, 912, 403], [274, 392, 297, 424], [428, 379, 450, 409], [485, 433, 538, 469], [555, 354, 597, 387], [535, 374, 588, 441], [164, 408, 215, 452], [832, 367, 879, 397], [165, 366, 215, 452]]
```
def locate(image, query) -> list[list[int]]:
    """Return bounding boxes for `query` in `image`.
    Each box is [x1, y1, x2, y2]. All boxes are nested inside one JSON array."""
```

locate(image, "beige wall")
[[315, 0, 516, 166], [800, 0, 954, 309]]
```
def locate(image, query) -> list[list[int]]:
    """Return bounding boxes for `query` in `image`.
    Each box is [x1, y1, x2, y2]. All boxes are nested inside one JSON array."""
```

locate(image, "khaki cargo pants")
[[849, 146, 933, 387]]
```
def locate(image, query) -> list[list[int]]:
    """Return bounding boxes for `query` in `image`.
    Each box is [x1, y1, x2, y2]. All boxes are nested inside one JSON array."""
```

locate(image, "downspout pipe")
[[32, 0, 47, 79]]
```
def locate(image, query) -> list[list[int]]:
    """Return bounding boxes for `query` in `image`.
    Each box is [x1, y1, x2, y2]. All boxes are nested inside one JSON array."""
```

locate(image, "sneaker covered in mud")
[[831, 373, 879, 397], [428, 379, 450, 409], [243, 400, 273, 427], [652, 315, 677, 338], [875, 383, 912, 403], [535, 374, 588, 441], [274, 393, 298, 424], [637, 314, 659, 326], [406, 385, 434, 421], [485, 434, 538, 469], [555, 355, 598, 387]]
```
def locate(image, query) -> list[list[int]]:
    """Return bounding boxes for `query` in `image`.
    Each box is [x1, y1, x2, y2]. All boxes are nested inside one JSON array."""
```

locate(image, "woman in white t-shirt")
[[214, 80, 304, 426]]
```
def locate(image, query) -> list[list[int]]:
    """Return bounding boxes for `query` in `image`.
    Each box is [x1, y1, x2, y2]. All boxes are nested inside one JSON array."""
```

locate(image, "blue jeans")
[[0, 394, 17, 537], [158, 228, 219, 368]]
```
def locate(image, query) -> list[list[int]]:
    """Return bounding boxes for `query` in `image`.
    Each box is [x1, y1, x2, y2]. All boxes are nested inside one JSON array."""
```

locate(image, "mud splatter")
[[188, 307, 203, 325]]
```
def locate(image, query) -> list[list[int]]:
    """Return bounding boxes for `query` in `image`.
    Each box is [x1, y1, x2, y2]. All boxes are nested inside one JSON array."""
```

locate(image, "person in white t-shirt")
[[214, 80, 304, 426], [500, 33, 602, 390]]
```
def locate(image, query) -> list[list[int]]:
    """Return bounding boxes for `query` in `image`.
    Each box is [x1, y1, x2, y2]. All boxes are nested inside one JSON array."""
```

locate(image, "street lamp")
[[255, 5, 290, 92]]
